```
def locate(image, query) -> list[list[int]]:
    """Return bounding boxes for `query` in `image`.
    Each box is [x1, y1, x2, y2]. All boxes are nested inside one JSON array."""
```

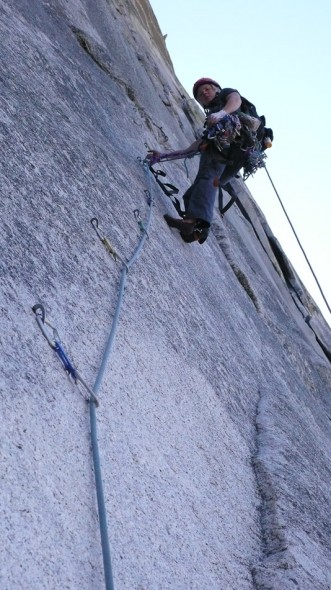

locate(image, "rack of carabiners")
[[242, 145, 267, 180]]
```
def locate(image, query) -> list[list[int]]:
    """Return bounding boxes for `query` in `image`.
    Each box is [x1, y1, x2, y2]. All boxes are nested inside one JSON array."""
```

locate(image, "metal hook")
[[32, 304, 99, 406], [32, 303, 45, 324], [90, 217, 122, 263], [32, 304, 58, 347], [91, 217, 104, 241], [144, 189, 154, 207], [133, 208, 142, 222], [133, 209, 148, 236]]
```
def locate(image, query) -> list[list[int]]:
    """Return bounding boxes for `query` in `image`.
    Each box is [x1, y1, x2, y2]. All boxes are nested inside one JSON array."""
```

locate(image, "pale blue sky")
[[150, 0, 331, 325]]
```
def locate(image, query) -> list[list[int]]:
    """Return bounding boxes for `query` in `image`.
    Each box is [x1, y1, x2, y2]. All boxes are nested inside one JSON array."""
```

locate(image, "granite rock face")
[[1, 1, 330, 589]]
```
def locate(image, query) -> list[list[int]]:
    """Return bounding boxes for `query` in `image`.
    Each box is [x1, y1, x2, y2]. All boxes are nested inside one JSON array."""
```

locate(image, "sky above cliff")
[[150, 0, 331, 326]]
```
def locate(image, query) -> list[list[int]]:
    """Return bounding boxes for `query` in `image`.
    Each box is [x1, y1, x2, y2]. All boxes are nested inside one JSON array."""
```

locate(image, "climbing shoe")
[[163, 214, 197, 235]]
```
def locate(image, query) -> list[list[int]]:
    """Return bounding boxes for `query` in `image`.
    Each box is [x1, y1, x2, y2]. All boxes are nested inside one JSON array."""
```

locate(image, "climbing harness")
[[218, 182, 239, 217], [32, 303, 99, 406], [145, 116, 267, 220]]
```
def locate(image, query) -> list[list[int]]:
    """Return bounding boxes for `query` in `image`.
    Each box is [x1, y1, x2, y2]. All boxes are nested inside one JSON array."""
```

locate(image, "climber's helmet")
[[192, 78, 221, 106]]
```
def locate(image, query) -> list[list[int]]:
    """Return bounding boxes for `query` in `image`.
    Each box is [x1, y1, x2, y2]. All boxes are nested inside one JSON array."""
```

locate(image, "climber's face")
[[196, 84, 218, 107]]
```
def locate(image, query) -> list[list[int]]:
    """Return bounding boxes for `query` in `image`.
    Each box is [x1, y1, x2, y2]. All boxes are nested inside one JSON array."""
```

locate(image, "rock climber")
[[149, 78, 256, 244]]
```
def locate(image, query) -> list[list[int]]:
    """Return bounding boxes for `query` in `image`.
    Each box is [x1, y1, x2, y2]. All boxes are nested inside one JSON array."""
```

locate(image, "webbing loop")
[[146, 162, 186, 217], [148, 165, 179, 198], [220, 195, 237, 216]]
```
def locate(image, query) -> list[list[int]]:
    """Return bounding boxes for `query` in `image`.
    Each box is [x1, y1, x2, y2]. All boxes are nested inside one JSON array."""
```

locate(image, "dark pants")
[[219, 149, 247, 185], [183, 147, 227, 226], [183, 145, 247, 226]]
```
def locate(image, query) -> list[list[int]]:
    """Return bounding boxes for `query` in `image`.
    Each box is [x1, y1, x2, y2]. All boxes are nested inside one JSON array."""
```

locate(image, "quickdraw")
[[32, 303, 99, 406], [134, 208, 149, 237], [91, 217, 124, 263]]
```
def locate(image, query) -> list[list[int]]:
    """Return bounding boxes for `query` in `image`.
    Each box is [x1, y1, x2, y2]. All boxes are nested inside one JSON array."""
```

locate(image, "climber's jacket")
[[204, 88, 267, 152]]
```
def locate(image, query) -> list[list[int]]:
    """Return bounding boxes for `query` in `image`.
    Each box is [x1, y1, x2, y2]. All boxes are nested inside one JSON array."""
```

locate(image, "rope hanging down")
[[262, 165, 331, 315], [148, 143, 330, 316]]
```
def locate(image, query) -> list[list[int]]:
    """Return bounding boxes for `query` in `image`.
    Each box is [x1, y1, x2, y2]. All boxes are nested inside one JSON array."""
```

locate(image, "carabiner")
[[90, 217, 121, 262], [32, 304, 59, 348]]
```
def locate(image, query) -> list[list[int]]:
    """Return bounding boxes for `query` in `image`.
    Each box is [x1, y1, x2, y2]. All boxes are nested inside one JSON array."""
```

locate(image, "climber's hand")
[[145, 150, 162, 164], [206, 110, 228, 127]]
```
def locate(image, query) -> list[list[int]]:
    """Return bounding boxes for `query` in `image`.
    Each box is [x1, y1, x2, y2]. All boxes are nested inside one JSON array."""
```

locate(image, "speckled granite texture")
[[1, 1, 330, 589]]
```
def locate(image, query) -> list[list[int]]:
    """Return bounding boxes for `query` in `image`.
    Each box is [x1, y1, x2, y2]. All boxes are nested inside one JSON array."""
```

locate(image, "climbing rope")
[[92, 160, 154, 393], [87, 161, 154, 590], [32, 158, 155, 590], [263, 164, 331, 315], [147, 141, 330, 316]]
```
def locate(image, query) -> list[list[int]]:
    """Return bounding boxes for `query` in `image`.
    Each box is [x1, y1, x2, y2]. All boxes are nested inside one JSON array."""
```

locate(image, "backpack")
[[240, 96, 260, 119], [239, 96, 273, 148]]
